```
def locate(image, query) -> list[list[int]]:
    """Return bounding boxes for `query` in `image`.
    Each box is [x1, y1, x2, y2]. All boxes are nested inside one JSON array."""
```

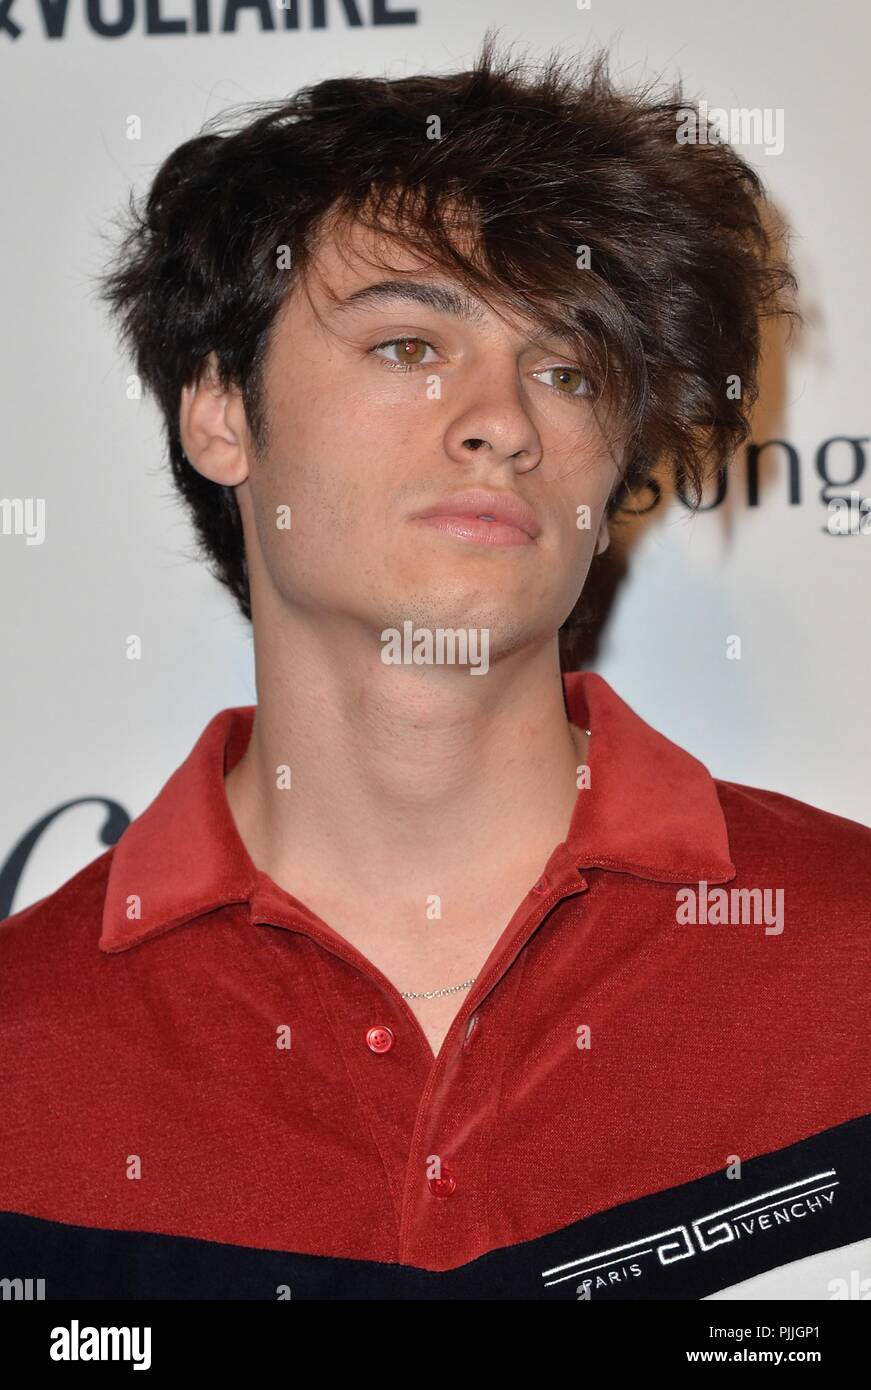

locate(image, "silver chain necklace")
[[401, 977, 476, 1000], [400, 725, 591, 1003]]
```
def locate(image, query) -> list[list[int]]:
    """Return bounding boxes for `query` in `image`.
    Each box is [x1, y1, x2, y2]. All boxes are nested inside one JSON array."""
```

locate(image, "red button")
[[428, 1162, 457, 1198], [366, 1025, 395, 1054]]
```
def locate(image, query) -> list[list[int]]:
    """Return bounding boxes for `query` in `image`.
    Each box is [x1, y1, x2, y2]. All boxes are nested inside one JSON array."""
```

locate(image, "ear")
[[179, 352, 250, 487], [594, 516, 610, 557]]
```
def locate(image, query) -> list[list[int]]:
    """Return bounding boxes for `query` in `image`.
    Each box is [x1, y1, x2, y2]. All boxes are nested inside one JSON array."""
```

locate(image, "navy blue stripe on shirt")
[[1, 1112, 869, 1300]]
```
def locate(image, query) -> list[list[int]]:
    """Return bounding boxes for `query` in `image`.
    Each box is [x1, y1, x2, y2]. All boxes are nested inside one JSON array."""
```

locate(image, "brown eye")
[[374, 337, 434, 367], [540, 366, 590, 398], [397, 338, 425, 363]]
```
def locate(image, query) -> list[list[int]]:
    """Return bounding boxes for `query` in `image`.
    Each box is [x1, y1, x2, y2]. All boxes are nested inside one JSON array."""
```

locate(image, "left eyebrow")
[[328, 278, 489, 324]]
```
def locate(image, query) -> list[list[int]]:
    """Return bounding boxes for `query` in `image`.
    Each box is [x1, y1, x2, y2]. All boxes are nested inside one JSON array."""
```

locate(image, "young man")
[[1, 38, 869, 1301]]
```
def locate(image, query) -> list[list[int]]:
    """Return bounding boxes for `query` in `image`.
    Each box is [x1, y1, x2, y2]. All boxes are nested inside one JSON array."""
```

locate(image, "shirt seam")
[[578, 856, 735, 881], [482, 945, 532, 1251]]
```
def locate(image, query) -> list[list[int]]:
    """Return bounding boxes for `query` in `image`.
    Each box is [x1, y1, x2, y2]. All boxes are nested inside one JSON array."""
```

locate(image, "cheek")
[[254, 449, 385, 597], [543, 502, 604, 611], [563, 528, 598, 592]]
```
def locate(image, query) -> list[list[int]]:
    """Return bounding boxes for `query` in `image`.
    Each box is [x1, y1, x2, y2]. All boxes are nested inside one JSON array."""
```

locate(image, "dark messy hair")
[[96, 30, 797, 670]]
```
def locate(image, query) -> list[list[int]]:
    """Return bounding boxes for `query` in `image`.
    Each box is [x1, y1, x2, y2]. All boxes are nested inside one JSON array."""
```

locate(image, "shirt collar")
[[100, 671, 735, 954]]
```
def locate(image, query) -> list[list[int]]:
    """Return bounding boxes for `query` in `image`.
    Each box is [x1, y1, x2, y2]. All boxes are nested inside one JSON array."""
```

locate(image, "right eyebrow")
[[328, 278, 489, 324]]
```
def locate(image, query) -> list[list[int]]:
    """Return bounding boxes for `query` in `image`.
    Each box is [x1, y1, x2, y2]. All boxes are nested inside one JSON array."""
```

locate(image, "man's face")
[[218, 216, 621, 662]]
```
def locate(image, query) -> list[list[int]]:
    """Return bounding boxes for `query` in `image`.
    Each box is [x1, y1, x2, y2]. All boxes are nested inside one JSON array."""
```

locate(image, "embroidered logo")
[[541, 1169, 839, 1295]]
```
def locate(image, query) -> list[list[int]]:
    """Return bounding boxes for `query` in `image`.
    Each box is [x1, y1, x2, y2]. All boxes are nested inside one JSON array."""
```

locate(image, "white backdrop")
[[1, 0, 870, 1304]]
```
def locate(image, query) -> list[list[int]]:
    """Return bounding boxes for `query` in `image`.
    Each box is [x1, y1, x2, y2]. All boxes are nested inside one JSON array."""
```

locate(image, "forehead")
[[298, 208, 563, 346], [307, 199, 476, 295]]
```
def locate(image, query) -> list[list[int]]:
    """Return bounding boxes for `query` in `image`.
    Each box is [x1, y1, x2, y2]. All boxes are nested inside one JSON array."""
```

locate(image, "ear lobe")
[[595, 520, 610, 556]]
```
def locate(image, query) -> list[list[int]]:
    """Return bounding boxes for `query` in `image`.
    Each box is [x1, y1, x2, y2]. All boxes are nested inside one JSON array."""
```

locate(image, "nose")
[[443, 375, 543, 475]]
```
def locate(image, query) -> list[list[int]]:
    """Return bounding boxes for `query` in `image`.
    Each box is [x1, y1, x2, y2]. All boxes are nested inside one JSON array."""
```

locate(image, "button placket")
[[400, 878, 592, 1266]]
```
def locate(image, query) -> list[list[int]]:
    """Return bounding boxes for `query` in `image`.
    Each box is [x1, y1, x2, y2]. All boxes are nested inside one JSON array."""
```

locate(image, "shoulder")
[[715, 777, 871, 854], [714, 777, 871, 926], [0, 847, 115, 993]]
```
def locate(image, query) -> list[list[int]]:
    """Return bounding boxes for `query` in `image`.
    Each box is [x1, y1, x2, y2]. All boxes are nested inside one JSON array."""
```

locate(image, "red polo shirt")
[[1, 671, 869, 1300]]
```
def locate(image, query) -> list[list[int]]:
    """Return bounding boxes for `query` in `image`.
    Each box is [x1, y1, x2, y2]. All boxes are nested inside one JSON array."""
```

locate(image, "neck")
[[224, 611, 588, 910]]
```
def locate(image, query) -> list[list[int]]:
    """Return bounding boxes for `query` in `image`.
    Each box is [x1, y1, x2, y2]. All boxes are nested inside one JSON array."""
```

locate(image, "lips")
[[413, 490, 541, 543]]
